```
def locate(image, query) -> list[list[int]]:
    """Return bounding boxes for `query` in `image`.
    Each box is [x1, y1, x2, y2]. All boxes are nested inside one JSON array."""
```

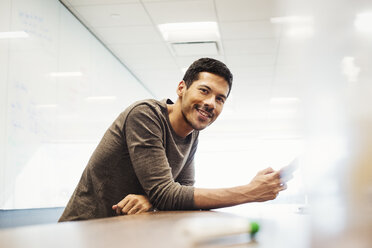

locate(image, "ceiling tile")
[[232, 79, 271, 98], [226, 54, 276, 67], [175, 56, 225, 70], [239, 88, 270, 102], [270, 83, 301, 98], [94, 26, 163, 44], [122, 56, 178, 70], [233, 77, 272, 87], [230, 66, 275, 79], [172, 42, 219, 57], [276, 38, 307, 66], [274, 0, 314, 16], [276, 51, 302, 66], [67, 0, 139, 6], [144, 0, 216, 24], [232, 76, 272, 92], [219, 21, 281, 40], [231, 84, 271, 114], [73, 3, 152, 27], [215, 0, 277, 22], [273, 65, 301, 84], [110, 43, 172, 59], [135, 70, 182, 84], [222, 38, 279, 54]]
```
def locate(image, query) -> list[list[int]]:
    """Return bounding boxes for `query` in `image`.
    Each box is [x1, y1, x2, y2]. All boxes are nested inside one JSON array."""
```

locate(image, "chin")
[[193, 126, 207, 131], [192, 121, 213, 131]]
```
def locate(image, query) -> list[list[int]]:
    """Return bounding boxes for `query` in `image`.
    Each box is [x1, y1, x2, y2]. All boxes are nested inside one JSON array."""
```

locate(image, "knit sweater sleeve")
[[124, 104, 195, 210]]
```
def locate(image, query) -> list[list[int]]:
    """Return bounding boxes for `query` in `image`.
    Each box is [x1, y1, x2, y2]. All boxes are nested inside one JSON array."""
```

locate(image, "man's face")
[[178, 72, 229, 131]]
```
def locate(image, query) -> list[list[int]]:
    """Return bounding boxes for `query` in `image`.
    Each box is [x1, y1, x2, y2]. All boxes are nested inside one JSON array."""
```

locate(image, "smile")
[[196, 108, 212, 119]]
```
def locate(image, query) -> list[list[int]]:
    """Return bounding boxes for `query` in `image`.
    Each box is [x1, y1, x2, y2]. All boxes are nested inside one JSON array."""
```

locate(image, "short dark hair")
[[183, 58, 233, 97]]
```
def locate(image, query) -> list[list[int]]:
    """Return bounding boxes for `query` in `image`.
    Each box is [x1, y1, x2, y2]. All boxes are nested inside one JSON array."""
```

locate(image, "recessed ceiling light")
[[270, 97, 300, 104], [270, 16, 313, 24], [286, 26, 314, 38], [158, 22, 220, 43], [341, 56, 360, 83], [270, 16, 314, 38], [354, 12, 372, 33], [110, 14, 120, 19]]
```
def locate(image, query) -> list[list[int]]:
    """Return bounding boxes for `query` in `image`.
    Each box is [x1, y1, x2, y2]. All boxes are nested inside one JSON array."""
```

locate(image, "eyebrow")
[[199, 84, 227, 100]]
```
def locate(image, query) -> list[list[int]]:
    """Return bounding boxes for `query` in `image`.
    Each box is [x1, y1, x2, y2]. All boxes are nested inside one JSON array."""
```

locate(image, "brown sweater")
[[59, 99, 198, 221]]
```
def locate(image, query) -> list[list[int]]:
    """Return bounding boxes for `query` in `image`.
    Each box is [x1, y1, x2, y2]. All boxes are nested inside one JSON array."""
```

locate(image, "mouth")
[[195, 106, 213, 120]]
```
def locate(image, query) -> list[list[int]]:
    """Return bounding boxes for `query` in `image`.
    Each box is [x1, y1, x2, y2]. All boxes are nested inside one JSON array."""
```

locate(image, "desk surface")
[[0, 208, 311, 248]]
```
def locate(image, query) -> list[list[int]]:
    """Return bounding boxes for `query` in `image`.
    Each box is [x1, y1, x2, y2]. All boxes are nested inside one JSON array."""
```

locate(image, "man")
[[59, 58, 287, 221]]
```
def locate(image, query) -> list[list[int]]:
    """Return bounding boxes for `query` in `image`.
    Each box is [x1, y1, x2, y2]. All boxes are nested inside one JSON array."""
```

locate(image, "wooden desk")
[[0, 209, 310, 248]]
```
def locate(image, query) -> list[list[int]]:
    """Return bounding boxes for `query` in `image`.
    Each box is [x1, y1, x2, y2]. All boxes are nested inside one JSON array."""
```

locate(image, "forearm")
[[193, 185, 254, 209], [193, 168, 287, 209]]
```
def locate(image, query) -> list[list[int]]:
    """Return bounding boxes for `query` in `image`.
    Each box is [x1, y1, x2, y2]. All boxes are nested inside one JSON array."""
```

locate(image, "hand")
[[247, 167, 287, 202], [112, 194, 153, 215]]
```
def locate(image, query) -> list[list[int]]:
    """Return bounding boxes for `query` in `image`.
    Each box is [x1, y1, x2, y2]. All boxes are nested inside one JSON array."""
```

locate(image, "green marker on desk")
[[250, 221, 260, 239]]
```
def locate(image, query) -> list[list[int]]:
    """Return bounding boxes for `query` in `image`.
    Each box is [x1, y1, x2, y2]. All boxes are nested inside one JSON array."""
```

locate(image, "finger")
[[116, 206, 122, 215], [260, 167, 275, 175], [115, 197, 130, 215], [136, 208, 147, 214], [135, 203, 152, 214], [270, 170, 281, 179], [272, 177, 282, 186], [279, 183, 288, 191], [122, 201, 136, 214], [270, 191, 279, 200], [127, 205, 140, 215]]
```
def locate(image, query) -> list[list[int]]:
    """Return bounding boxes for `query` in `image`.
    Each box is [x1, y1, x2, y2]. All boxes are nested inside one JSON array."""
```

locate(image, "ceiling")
[[59, 0, 307, 138]]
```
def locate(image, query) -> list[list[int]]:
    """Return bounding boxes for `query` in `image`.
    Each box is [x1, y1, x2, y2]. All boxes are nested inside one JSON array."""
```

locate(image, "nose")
[[203, 95, 216, 110]]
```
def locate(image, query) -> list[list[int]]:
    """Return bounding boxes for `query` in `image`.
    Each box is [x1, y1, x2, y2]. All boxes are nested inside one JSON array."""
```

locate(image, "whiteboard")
[[0, 0, 152, 208]]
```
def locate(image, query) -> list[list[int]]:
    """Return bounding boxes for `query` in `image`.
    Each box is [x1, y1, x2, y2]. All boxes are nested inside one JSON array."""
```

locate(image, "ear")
[[176, 80, 187, 97]]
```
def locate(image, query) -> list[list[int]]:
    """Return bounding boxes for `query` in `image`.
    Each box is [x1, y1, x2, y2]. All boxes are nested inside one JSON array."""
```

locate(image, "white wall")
[[0, 0, 12, 209], [0, 0, 152, 209]]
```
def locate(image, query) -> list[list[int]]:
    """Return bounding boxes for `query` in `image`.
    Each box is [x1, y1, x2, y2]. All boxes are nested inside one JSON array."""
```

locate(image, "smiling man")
[[59, 58, 287, 221]]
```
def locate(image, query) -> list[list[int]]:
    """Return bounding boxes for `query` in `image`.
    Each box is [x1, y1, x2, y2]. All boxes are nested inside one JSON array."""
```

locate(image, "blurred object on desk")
[[288, 0, 372, 247]]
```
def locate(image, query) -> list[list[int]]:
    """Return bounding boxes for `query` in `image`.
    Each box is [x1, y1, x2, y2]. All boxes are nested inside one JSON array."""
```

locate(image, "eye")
[[199, 88, 208, 94], [216, 97, 225, 104]]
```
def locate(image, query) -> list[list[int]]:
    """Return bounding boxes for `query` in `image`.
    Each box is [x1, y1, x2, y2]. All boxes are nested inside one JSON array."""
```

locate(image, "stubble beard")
[[181, 104, 213, 131]]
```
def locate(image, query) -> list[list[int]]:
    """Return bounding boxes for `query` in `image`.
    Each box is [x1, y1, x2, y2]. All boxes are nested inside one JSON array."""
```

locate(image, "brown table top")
[[0, 209, 310, 248]]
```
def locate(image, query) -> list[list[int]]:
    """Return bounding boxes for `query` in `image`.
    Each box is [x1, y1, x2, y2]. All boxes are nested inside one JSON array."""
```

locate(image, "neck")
[[167, 100, 193, 138]]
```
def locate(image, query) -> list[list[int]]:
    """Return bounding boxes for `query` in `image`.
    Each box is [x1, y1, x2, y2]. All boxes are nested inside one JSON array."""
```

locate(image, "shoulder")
[[119, 99, 171, 131], [125, 99, 167, 118], [134, 98, 166, 111]]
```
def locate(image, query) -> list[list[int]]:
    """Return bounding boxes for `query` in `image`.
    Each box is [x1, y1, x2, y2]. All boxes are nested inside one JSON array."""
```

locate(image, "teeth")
[[198, 109, 210, 118]]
